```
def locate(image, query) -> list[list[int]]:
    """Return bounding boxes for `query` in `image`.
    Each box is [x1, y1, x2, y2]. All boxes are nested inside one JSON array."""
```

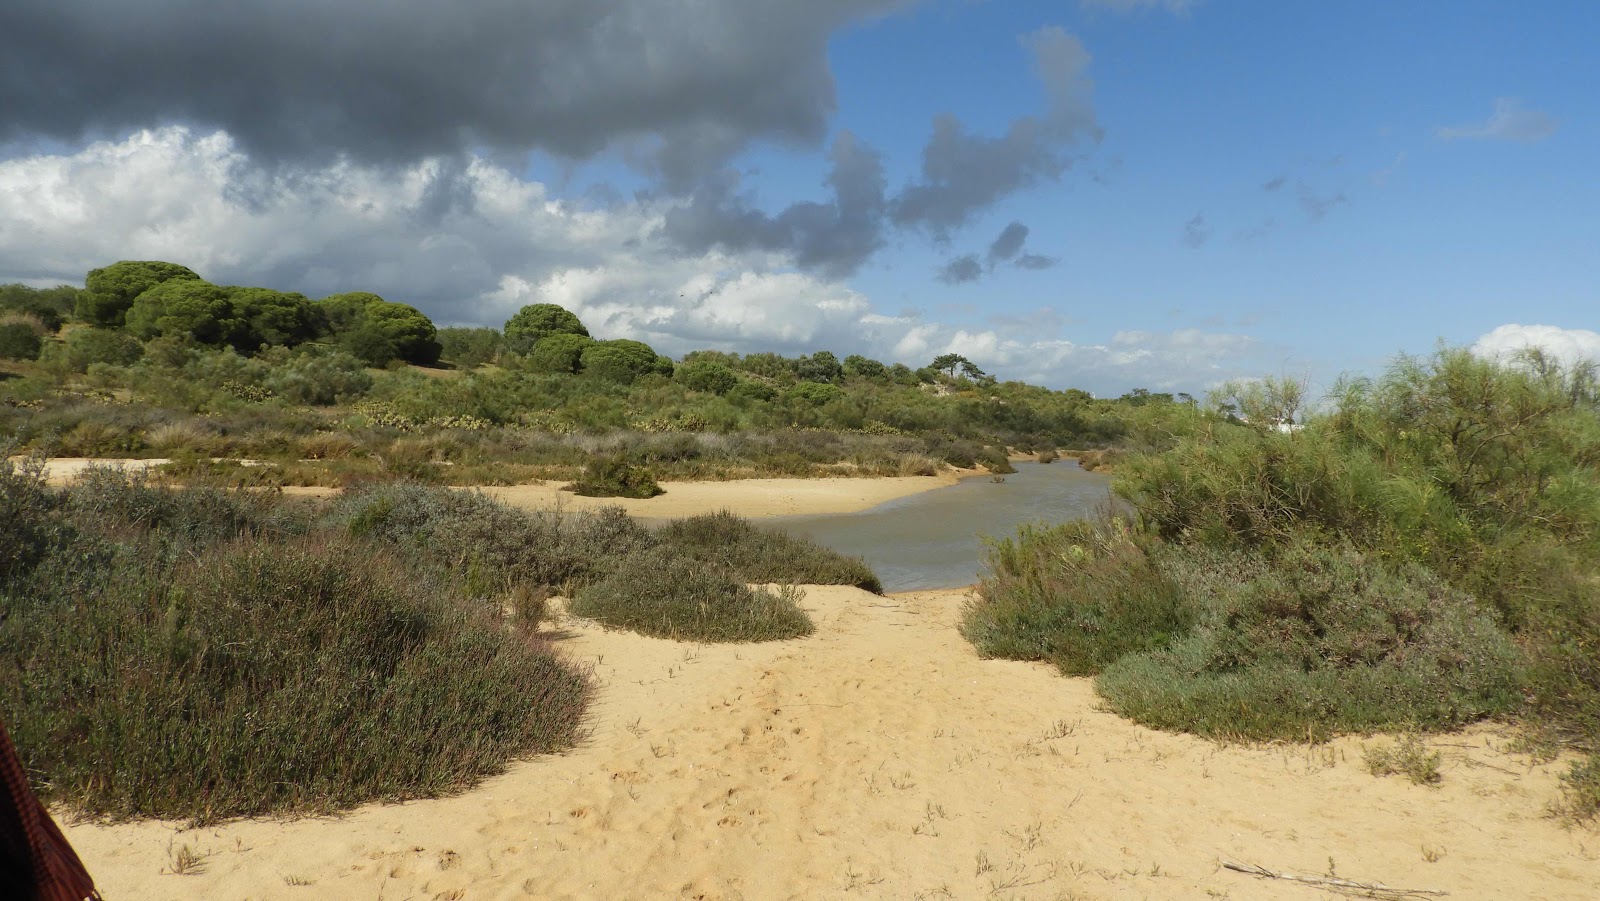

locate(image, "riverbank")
[[25, 457, 974, 519], [63, 584, 1599, 900]]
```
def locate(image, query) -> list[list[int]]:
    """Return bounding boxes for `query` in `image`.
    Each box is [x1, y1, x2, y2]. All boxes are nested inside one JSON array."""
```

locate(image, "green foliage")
[[526, 332, 595, 374], [0, 321, 43, 360], [676, 359, 739, 395], [227, 287, 326, 351], [1096, 540, 1522, 741], [44, 327, 145, 371], [437, 326, 504, 369], [78, 260, 202, 328], [320, 292, 441, 365], [843, 354, 888, 381], [264, 348, 374, 405], [572, 547, 814, 642], [581, 338, 671, 384], [0, 283, 78, 332], [787, 382, 844, 406], [963, 520, 1193, 675], [570, 453, 664, 499], [504, 303, 589, 351], [0, 467, 589, 822], [796, 350, 842, 383], [125, 279, 241, 345], [659, 510, 883, 592], [1554, 754, 1600, 824]]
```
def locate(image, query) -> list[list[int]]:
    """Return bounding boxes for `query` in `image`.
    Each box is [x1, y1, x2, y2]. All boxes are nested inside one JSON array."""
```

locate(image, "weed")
[[1364, 735, 1444, 786]]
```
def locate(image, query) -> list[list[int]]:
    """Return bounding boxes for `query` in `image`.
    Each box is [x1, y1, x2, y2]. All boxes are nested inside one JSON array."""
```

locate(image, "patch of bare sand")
[[480, 474, 965, 519], [64, 587, 1599, 900], [26, 458, 966, 518]]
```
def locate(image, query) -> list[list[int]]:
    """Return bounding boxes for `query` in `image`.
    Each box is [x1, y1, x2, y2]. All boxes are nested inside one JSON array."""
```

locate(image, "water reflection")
[[771, 461, 1113, 593]]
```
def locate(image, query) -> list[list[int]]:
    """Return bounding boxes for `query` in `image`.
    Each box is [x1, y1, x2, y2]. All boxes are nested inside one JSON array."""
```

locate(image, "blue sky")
[[0, 0, 1594, 395]]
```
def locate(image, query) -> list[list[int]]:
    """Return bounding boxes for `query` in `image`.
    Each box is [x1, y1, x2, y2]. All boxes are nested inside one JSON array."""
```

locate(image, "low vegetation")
[[659, 510, 883, 593], [0, 458, 881, 822], [965, 349, 1600, 813], [0, 461, 589, 823], [572, 549, 815, 642]]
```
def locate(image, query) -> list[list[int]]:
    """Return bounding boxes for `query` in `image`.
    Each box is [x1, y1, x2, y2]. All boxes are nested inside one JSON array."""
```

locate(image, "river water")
[[770, 461, 1114, 593]]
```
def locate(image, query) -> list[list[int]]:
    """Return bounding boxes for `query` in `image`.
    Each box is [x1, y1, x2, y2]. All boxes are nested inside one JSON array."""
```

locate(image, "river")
[[770, 460, 1113, 593]]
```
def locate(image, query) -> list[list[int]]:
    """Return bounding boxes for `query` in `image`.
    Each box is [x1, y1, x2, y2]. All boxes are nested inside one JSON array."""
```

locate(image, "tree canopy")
[[581, 339, 672, 384], [318, 292, 441, 366], [78, 261, 202, 328], [504, 303, 589, 351], [125, 280, 241, 346]]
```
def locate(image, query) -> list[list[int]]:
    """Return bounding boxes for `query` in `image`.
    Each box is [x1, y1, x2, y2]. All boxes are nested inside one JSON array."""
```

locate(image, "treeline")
[[1, 261, 1193, 480]]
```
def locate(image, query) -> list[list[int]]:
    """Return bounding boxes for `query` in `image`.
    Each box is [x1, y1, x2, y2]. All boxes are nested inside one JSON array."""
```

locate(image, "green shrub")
[[1096, 541, 1522, 741], [1554, 754, 1600, 824], [0, 321, 42, 360], [676, 360, 739, 395], [45, 327, 144, 371], [962, 520, 1192, 675], [572, 547, 813, 642], [1364, 734, 1443, 786], [526, 333, 595, 374], [265, 349, 374, 405], [2, 533, 588, 822], [659, 510, 883, 593], [570, 453, 664, 499], [977, 446, 1017, 474]]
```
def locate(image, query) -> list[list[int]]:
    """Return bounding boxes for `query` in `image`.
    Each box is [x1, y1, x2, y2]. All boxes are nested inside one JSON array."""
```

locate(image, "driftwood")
[[1222, 862, 1448, 898]]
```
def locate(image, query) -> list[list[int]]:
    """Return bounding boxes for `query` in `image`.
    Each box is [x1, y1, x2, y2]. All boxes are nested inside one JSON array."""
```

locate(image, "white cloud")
[[1472, 324, 1600, 368], [1436, 98, 1559, 143], [0, 127, 1264, 394]]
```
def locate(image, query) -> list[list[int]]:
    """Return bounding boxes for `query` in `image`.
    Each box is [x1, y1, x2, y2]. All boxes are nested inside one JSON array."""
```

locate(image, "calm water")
[[771, 461, 1113, 593]]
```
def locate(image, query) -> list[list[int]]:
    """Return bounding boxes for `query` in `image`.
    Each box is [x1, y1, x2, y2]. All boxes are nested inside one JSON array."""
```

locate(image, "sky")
[[1, 0, 1596, 397]]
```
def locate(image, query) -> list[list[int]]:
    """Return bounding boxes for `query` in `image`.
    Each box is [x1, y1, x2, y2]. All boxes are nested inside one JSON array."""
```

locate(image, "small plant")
[[1364, 734, 1443, 786], [164, 841, 210, 876], [1552, 753, 1600, 824], [569, 453, 664, 499]]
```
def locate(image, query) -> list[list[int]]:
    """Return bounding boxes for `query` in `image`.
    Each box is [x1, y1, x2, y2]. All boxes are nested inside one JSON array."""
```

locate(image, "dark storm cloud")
[[0, 0, 904, 172], [889, 27, 1101, 236], [987, 222, 1030, 264], [937, 255, 984, 285], [661, 131, 887, 278]]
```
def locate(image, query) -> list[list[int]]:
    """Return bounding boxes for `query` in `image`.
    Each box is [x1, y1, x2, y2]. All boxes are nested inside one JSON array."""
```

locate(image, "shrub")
[[659, 510, 883, 593], [1554, 754, 1600, 824], [1095, 541, 1522, 741], [572, 547, 814, 642], [570, 454, 664, 499], [1364, 734, 1443, 786], [265, 349, 374, 405], [581, 339, 672, 384], [676, 360, 739, 395], [2, 533, 589, 822], [0, 321, 42, 360], [526, 333, 595, 374], [962, 520, 1192, 675], [45, 327, 144, 372]]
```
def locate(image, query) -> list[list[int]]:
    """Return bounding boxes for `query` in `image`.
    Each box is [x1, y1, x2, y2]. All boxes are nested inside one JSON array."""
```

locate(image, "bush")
[[265, 349, 374, 405], [0, 321, 42, 360], [572, 547, 813, 642], [1364, 734, 1443, 786], [570, 454, 664, 499], [45, 327, 144, 372], [659, 510, 883, 593], [526, 333, 595, 374], [2, 533, 588, 822], [962, 520, 1192, 675], [1095, 541, 1522, 741], [331, 483, 656, 591], [581, 339, 671, 384], [676, 360, 739, 395], [1554, 754, 1600, 824]]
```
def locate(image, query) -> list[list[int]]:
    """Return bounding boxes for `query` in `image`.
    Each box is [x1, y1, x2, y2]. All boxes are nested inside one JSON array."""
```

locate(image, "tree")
[[227, 287, 325, 352], [959, 360, 988, 381], [581, 339, 671, 384], [0, 284, 79, 332], [436, 327, 505, 369], [931, 353, 971, 379], [796, 351, 843, 384], [843, 354, 888, 381], [676, 360, 739, 395], [318, 292, 441, 366], [0, 321, 42, 360], [125, 280, 241, 346], [77, 261, 202, 327], [504, 303, 588, 352], [526, 333, 595, 374]]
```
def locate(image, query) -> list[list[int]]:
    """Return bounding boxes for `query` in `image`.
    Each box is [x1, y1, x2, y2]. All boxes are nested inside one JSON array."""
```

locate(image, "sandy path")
[[64, 587, 1599, 900]]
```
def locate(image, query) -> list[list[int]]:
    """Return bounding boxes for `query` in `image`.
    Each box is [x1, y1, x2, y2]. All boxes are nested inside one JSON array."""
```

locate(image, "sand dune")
[[64, 586, 1600, 900]]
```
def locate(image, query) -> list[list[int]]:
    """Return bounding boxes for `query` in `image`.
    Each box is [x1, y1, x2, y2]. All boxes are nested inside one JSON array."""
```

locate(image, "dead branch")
[[1222, 861, 1447, 898]]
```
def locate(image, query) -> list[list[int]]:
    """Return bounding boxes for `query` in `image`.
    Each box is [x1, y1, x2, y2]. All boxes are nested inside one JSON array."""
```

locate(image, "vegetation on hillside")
[[2, 261, 1203, 490]]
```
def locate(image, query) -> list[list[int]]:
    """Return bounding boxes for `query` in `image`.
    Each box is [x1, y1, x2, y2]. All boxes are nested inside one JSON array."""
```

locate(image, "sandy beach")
[[62, 585, 1600, 901], [29, 458, 970, 518]]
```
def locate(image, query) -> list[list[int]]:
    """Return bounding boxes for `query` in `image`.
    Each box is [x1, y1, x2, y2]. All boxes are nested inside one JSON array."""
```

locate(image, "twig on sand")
[[1222, 862, 1447, 898]]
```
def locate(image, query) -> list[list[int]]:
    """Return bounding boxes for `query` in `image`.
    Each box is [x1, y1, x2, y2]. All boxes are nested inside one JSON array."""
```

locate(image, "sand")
[[28, 458, 970, 519], [62, 586, 1600, 901]]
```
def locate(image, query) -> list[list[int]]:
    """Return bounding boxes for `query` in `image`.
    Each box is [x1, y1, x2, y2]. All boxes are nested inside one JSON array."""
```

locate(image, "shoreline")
[[23, 457, 980, 520]]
